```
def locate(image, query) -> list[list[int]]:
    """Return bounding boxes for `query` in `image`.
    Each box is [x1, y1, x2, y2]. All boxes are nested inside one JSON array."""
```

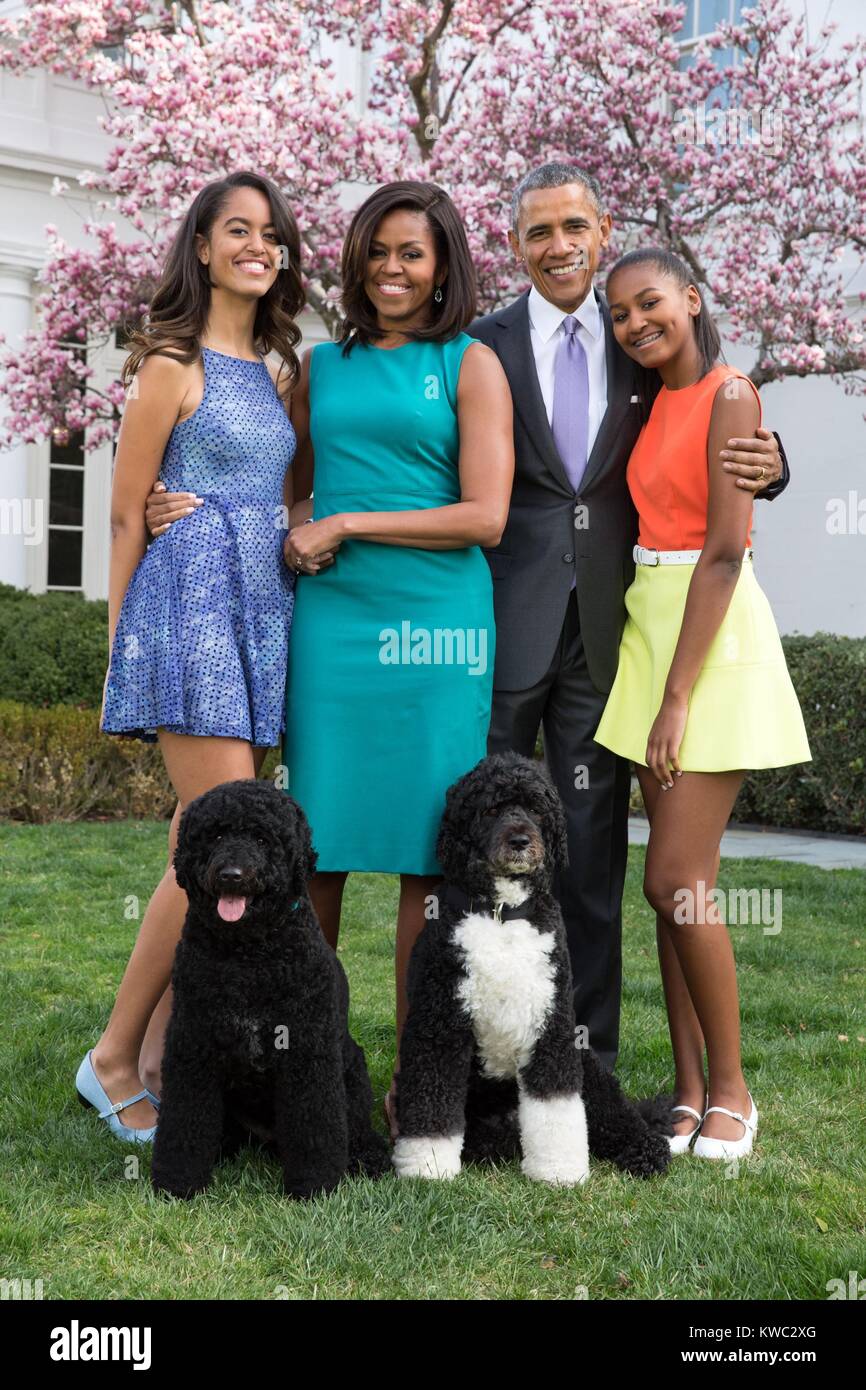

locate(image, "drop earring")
[[434, 286, 443, 303]]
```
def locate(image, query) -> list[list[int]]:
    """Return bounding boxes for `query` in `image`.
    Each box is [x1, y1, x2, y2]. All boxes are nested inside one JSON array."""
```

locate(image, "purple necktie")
[[552, 314, 590, 494]]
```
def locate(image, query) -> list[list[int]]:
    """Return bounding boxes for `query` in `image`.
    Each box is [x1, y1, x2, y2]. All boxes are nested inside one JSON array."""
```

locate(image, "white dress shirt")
[[527, 283, 608, 470]]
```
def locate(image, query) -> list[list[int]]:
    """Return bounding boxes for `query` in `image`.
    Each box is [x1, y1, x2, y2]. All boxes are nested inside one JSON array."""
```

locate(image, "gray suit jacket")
[[468, 288, 642, 696]]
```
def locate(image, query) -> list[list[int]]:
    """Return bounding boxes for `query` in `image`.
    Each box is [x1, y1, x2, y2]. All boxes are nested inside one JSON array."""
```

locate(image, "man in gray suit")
[[468, 163, 787, 1071]]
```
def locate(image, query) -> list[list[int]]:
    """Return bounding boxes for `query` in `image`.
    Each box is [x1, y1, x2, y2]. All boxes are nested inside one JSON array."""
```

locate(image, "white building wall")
[[737, 362, 865, 638]]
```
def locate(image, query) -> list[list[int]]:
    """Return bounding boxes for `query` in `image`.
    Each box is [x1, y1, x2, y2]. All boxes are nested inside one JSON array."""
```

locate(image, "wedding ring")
[[758, 466, 765, 480]]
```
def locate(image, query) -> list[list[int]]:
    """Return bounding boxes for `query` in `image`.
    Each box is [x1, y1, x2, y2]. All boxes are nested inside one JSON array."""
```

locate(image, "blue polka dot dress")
[[101, 347, 296, 746]]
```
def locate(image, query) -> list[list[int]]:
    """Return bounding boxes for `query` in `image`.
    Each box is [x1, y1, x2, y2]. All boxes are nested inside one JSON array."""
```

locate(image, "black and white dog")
[[393, 753, 673, 1184]]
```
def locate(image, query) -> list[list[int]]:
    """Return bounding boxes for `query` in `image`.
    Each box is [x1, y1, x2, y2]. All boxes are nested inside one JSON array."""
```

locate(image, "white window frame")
[[26, 332, 125, 600]]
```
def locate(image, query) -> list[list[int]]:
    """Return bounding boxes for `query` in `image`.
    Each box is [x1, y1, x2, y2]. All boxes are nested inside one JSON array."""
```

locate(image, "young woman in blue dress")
[[282, 183, 515, 1135], [76, 173, 305, 1140]]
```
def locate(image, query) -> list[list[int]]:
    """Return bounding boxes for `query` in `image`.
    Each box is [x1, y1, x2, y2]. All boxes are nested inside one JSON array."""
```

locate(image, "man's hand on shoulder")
[[720, 426, 783, 496]]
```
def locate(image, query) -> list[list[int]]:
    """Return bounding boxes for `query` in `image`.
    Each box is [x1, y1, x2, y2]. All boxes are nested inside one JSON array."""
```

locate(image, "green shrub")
[[734, 633, 865, 836], [0, 699, 282, 822], [0, 583, 107, 708]]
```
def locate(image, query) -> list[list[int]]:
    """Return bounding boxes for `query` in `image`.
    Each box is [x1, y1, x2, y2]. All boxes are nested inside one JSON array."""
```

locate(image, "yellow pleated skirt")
[[594, 559, 812, 772]]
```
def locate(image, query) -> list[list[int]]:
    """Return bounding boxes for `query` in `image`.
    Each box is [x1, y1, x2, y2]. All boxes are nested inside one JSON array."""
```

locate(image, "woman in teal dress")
[[283, 182, 514, 1130]]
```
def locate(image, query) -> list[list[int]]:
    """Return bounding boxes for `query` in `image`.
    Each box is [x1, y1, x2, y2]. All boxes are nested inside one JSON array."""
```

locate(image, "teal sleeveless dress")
[[283, 333, 495, 874]]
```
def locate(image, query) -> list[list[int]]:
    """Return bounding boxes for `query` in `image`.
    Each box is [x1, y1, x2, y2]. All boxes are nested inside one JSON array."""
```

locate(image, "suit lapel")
[[495, 290, 574, 494], [495, 287, 636, 496], [577, 293, 636, 494]]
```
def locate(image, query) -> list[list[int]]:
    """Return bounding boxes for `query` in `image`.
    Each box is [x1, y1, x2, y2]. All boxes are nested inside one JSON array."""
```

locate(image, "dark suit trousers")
[[487, 590, 632, 1072]]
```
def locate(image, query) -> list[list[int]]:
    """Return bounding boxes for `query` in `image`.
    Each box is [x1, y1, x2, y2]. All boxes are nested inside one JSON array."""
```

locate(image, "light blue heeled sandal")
[[76, 1049, 159, 1143]]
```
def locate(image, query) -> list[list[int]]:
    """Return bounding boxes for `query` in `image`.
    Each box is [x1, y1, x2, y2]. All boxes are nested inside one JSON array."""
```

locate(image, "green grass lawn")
[[1, 818, 864, 1301]]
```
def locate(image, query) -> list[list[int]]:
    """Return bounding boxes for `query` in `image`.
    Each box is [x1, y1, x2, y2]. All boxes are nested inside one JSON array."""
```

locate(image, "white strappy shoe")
[[693, 1093, 758, 1159], [668, 1097, 706, 1154]]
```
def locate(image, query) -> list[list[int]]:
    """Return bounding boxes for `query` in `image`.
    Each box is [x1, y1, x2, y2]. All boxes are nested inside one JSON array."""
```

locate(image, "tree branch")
[[749, 354, 866, 389], [407, 0, 456, 155], [168, 0, 208, 49], [440, 0, 536, 127]]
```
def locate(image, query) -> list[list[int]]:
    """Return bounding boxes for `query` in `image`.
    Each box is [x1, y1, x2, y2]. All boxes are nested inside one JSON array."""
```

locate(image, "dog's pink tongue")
[[217, 895, 247, 922]]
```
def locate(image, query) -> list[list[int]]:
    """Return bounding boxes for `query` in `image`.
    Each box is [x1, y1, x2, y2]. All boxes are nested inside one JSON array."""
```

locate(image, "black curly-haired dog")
[[150, 779, 389, 1200], [393, 752, 673, 1185]]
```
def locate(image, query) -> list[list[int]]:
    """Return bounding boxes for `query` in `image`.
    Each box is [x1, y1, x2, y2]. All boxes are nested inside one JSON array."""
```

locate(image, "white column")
[[0, 255, 38, 589]]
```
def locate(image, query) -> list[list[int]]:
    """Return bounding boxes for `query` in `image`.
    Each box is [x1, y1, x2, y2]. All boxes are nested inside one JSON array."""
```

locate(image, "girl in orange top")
[[595, 248, 810, 1160]]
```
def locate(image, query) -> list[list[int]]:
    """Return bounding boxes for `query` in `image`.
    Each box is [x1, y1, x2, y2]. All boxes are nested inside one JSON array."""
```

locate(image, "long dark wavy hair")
[[338, 181, 477, 355], [605, 247, 723, 421], [121, 171, 305, 398]]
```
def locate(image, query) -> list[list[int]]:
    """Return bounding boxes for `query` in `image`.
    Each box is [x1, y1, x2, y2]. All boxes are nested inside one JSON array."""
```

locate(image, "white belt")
[[633, 545, 753, 566]]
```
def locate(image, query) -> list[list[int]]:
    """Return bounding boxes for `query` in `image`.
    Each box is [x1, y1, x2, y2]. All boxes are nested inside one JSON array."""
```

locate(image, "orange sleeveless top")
[[627, 364, 762, 551]]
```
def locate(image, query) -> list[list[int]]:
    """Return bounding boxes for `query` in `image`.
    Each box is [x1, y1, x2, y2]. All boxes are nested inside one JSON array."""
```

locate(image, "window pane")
[[701, 0, 732, 31], [47, 529, 83, 588], [677, 0, 696, 39], [49, 468, 84, 526], [50, 431, 84, 467]]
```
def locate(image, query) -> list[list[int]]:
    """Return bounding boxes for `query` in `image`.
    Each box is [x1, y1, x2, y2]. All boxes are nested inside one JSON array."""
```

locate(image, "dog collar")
[[436, 882, 533, 924]]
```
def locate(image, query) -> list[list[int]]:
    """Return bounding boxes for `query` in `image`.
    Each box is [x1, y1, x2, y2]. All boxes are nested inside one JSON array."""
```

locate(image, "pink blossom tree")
[[1, 0, 864, 451]]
